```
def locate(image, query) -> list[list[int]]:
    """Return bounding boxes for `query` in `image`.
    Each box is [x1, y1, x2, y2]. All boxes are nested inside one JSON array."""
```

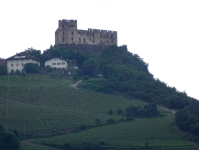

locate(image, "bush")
[[117, 109, 123, 115], [106, 118, 115, 125], [73, 73, 78, 81], [23, 63, 39, 73], [0, 65, 7, 75], [83, 75, 90, 81], [0, 131, 21, 150], [109, 109, 113, 115], [95, 118, 101, 126], [79, 125, 87, 130], [15, 69, 20, 75], [11, 70, 14, 75], [46, 66, 53, 73]]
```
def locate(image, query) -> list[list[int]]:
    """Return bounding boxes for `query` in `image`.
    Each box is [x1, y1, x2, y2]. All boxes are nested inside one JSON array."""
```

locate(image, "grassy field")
[[35, 116, 198, 149], [0, 75, 197, 150], [0, 75, 148, 132]]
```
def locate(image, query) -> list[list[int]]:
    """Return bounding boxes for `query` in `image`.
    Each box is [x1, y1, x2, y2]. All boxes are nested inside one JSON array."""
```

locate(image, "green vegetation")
[[0, 64, 7, 75], [1, 45, 199, 149], [0, 124, 21, 150], [0, 75, 198, 149], [36, 116, 198, 149], [23, 63, 40, 74]]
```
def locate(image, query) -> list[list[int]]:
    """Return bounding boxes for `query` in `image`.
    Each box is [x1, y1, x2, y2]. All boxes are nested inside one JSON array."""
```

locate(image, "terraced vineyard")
[[0, 75, 198, 150]]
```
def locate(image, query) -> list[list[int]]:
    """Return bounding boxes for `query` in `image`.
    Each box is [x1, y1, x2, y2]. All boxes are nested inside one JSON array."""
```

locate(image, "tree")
[[0, 131, 20, 150], [0, 65, 7, 75], [23, 63, 39, 73]]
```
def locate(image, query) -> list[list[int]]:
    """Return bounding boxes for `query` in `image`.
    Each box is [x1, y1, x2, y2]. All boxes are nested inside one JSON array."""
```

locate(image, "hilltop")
[[0, 45, 199, 149]]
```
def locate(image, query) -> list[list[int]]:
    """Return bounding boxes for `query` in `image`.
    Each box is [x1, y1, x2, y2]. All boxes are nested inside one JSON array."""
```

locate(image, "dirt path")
[[70, 80, 82, 89], [158, 106, 176, 114]]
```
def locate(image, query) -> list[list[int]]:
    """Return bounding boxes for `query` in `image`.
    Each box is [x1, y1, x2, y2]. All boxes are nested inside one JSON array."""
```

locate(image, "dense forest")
[[13, 45, 199, 137]]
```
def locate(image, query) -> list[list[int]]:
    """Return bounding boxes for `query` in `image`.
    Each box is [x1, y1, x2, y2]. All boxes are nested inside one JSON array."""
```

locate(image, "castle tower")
[[55, 19, 117, 46]]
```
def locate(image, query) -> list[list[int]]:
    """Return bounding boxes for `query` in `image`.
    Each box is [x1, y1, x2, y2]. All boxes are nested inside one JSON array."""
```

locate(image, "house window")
[[62, 26, 64, 29], [63, 38, 64, 41], [71, 32, 73, 35], [79, 38, 81, 42], [63, 32, 64, 35], [71, 37, 73, 41], [62, 62, 65, 65], [11, 64, 13, 67], [57, 63, 60, 65], [101, 40, 102, 44], [16, 63, 18, 66], [93, 39, 94, 43], [84, 39, 85, 42], [22, 63, 23, 66], [52, 63, 56, 65]]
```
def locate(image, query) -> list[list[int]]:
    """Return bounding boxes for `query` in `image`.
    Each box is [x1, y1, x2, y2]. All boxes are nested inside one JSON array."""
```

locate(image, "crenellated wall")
[[55, 19, 117, 46]]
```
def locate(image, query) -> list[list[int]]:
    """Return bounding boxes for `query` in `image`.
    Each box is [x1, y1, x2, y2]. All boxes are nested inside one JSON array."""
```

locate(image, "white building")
[[45, 58, 67, 69], [6, 52, 40, 73]]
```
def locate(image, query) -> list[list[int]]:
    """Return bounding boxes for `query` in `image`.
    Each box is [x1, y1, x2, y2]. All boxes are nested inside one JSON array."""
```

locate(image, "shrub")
[[46, 66, 53, 73], [73, 73, 78, 81], [79, 125, 87, 130], [106, 118, 115, 125], [117, 109, 123, 115], [23, 63, 39, 73], [95, 118, 101, 126], [109, 109, 113, 115], [83, 75, 90, 81], [15, 69, 20, 75], [11, 70, 14, 75]]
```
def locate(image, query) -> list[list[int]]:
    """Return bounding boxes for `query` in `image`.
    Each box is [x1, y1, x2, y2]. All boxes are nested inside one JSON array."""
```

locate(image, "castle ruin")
[[55, 19, 117, 46]]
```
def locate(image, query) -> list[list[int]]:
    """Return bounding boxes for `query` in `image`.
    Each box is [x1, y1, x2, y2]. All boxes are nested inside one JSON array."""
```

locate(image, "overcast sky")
[[0, 0, 199, 100]]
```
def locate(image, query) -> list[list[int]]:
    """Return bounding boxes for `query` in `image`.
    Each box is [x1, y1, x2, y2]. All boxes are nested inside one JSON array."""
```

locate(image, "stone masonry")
[[55, 19, 117, 46]]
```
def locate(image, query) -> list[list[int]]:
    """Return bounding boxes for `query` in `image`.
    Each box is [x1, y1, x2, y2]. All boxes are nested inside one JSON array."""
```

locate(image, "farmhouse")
[[45, 58, 67, 69], [6, 52, 40, 73]]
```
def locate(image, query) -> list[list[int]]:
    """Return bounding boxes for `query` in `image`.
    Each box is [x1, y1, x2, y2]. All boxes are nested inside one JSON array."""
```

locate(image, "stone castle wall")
[[55, 19, 117, 46], [54, 43, 127, 54]]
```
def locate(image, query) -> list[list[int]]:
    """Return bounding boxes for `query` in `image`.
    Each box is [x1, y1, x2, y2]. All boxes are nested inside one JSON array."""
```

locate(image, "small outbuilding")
[[45, 58, 67, 69]]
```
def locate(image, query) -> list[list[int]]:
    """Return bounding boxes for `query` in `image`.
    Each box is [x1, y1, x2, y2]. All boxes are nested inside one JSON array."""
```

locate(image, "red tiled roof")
[[6, 52, 40, 61]]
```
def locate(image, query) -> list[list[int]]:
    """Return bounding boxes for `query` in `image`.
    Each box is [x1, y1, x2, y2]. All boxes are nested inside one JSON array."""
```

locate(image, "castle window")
[[63, 38, 64, 41], [11, 64, 13, 67], [111, 35, 113, 39], [79, 32, 81, 36], [79, 38, 81, 42], [107, 34, 108, 37], [62, 26, 64, 29], [72, 25, 73, 28], [100, 40, 102, 44], [63, 32, 64, 35], [71, 37, 73, 41], [100, 35, 102, 38], [71, 32, 73, 35], [16, 63, 18, 66], [22, 63, 23, 66], [93, 39, 94, 43], [84, 39, 85, 42]]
